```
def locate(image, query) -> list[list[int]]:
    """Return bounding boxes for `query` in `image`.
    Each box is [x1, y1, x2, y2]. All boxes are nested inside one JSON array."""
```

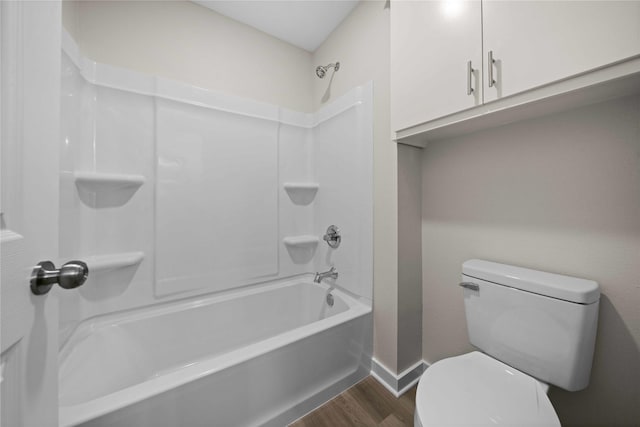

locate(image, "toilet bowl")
[[414, 352, 559, 426], [414, 260, 600, 426]]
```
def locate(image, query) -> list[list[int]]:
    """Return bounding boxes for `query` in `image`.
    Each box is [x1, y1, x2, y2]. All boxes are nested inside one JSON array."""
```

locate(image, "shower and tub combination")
[[58, 31, 373, 426]]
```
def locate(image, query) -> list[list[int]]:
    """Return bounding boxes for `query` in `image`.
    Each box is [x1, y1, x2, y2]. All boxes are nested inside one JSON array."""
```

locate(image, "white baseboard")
[[370, 358, 428, 398]]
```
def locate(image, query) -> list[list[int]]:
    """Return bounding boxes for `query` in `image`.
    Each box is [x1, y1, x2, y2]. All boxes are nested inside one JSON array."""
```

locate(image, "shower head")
[[315, 62, 340, 79]]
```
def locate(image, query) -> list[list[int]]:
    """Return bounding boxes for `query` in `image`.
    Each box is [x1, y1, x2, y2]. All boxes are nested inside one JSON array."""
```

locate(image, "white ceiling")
[[192, 1, 359, 52]]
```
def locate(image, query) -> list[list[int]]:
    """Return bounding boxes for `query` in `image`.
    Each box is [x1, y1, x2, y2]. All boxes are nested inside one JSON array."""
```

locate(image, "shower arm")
[[316, 61, 341, 78]]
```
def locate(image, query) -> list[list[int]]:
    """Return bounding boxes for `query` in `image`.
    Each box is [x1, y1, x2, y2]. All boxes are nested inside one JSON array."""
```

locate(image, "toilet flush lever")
[[459, 282, 479, 291]]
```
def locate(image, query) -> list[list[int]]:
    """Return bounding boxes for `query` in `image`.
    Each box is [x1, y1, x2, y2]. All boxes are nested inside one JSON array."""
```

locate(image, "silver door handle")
[[30, 260, 89, 295], [459, 282, 479, 291], [467, 60, 474, 95], [488, 50, 496, 87]]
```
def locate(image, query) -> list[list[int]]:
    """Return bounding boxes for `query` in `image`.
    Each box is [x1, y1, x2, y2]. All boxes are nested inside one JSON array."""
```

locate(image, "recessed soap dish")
[[283, 235, 320, 248], [74, 172, 145, 192], [283, 182, 319, 205]]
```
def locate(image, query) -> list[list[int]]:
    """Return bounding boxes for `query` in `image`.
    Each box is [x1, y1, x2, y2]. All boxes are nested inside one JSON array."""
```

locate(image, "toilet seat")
[[415, 352, 560, 426]]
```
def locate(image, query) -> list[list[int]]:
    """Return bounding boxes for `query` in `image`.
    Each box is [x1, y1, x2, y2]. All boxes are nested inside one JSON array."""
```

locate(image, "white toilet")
[[415, 259, 600, 426]]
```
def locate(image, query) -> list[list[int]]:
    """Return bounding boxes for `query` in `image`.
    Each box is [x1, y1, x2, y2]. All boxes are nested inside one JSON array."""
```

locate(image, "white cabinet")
[[391, 0, 640, 133], [391, 0, 482, 132], [483, 1, 640, 103]]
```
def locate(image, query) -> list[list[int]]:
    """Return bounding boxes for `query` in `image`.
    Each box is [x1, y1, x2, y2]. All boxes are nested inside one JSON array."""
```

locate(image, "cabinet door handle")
[[467, 61, 474, 95], [488, 50, 496, 87]]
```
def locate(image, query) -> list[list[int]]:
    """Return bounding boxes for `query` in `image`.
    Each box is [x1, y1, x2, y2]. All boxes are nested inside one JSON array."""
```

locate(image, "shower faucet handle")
[[323, 225, 341, 249]]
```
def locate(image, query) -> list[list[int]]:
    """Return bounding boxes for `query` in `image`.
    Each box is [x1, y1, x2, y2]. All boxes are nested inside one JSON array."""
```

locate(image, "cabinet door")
[[483, 0, 640, 102], [391, 0, 482, 132]]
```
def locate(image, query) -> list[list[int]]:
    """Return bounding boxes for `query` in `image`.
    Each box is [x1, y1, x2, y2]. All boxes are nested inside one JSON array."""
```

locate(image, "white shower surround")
[[59, 30, 373, 426], [60, 29, 372, 325]]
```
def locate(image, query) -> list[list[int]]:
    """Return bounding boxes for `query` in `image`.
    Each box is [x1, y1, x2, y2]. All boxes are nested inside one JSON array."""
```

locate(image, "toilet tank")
[[461, 260, 600, 391]]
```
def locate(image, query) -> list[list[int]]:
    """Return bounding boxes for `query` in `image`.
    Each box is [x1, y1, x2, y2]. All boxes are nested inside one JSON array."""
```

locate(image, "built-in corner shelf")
[[84, 251, 144, 273], [283, 182, 319, 205], [74, 172, 146, 193], [283, 183, 319, 191], [283, 235, 319, 248]]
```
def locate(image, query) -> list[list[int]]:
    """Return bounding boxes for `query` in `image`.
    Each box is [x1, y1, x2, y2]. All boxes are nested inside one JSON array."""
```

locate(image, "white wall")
[[397, 144, 422, 372], [62, 0, 312, 112], [311, 1, 398, 372], [421, 95, 640, 426]]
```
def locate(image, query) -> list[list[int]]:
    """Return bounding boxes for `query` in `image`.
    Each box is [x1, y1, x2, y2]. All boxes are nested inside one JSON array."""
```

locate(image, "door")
[[391, 0, 482, 131], [482, 0, 640, 102], [1, 1, 62, 426]]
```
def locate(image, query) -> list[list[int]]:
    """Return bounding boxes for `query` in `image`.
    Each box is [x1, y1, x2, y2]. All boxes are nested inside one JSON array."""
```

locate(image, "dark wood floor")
[[289, 376, 417, 427]]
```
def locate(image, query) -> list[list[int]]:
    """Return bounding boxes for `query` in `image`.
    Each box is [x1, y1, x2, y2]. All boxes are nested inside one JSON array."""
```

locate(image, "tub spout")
[[314, 267, 338, 284]]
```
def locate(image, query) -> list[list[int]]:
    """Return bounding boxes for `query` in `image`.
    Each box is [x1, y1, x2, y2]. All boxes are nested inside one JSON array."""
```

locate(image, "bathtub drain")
[[326, 293, 334, 307]]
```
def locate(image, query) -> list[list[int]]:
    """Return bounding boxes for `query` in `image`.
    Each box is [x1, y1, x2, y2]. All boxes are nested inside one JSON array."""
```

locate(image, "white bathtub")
[[59, 279, 372, 427]]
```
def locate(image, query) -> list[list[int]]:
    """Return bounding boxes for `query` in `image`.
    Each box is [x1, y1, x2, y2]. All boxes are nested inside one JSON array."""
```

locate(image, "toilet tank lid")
[[462, 260, 600, 304]]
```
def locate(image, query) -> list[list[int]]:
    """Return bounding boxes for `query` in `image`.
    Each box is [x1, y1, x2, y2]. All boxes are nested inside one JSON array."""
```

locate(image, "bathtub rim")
[[58, 276, 371, 427]]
